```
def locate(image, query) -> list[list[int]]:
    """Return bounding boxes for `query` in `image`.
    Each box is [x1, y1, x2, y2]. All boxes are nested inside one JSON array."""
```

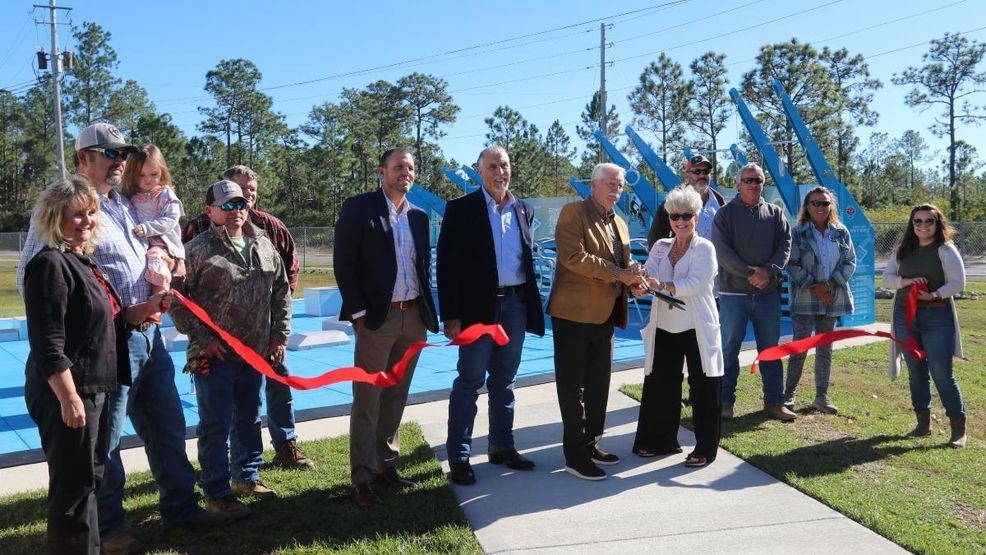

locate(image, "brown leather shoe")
[[351, 482, 381, 508], [765, 404, 797, 422], [374, 467, 416, 489], [100, 529, 140, 555], [270, 439, 315, 470]]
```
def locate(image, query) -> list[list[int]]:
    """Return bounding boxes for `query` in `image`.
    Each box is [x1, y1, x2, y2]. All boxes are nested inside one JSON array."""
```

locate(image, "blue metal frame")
[[592, 130, 661, 218], [441, 166, 479, 194], [770, 80, 875, 326]]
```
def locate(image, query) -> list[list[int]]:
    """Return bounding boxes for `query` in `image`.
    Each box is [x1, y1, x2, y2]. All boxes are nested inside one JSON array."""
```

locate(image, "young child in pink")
[[122, 145, 185, 320]]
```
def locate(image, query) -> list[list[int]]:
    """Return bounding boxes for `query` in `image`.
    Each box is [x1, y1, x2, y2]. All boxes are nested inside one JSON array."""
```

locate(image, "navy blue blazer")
[[333, 189, 439, 333], [436, 189, 545, 336]]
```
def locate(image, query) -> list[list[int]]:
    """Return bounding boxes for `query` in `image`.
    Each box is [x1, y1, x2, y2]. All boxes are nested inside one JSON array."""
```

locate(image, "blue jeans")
[[97, 327, 201, 537], [446, 294, 527, 463], [195, 358, 264, 500], [265, 364, 297, 449], [893, 304, 965, 418], [719, 291, 784, 406]]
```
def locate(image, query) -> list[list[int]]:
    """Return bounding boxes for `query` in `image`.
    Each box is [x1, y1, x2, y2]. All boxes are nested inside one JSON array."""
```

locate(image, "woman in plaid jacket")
[[783, 187, 856, 414]]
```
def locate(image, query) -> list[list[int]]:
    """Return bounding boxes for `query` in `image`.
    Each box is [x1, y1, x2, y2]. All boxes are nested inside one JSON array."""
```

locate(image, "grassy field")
[[0, 423, 481, 555], [622, 296, 986, 554]]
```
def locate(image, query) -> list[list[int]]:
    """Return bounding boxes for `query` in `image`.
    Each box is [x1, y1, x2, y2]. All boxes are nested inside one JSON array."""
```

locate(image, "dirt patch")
[[953, 501, 986, 532]]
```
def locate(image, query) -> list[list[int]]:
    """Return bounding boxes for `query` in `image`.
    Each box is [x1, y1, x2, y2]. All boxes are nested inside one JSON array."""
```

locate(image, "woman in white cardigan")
[[882, 203, 967, 448], [633, 186, 724, 467]]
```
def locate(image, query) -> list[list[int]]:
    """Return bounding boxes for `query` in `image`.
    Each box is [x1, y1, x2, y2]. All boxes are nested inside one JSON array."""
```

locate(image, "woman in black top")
[[24, 176, 170, 555]]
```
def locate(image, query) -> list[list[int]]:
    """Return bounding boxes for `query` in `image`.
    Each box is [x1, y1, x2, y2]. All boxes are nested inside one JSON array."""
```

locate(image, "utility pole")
[[34, 0, 72, 178], [598, 22, 607, 163]]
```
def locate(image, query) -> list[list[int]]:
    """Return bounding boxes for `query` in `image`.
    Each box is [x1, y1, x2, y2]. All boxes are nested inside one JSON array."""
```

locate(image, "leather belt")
[[917, 300, 948, 308], [127, 321, 154, 333], [496, 284, 525, 297], [389, 298, 417, 310]]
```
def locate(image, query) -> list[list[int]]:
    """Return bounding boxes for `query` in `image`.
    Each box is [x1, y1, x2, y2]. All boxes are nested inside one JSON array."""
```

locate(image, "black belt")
[[496, 284, 525, 297]]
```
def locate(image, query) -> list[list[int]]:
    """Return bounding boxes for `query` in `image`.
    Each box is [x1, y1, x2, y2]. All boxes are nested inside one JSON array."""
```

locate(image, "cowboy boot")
[[908, 410, 932, 437], [949, 417, 967, 448]]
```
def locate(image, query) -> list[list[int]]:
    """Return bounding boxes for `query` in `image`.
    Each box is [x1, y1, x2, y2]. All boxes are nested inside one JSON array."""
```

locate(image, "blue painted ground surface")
[[0, 299, 783, 459]]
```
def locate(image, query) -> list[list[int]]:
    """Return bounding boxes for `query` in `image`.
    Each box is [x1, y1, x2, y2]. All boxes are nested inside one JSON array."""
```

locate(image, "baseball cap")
[[206, 180, 246, 206], [74, 123, 138, 153], [685, 154, 712, 171]]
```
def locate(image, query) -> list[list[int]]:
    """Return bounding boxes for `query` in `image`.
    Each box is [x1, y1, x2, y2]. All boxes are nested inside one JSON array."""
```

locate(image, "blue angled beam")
[[624, 126, 677, 194], [728, 88, 800, 216], [441, 166, 478, 194], [567, 177, 591, 199], [592, 129, 660, 217], [407, 183, 446, 216], [461, 165, 484, 187]]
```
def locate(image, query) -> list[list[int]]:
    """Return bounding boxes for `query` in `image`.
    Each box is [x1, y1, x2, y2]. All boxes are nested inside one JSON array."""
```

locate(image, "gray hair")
[[737, 162, 765, 182], [33, 175, 100, 254], [664, 184, 702, 215], [591, 163, 626, 182], [476, 145, 509, 166]]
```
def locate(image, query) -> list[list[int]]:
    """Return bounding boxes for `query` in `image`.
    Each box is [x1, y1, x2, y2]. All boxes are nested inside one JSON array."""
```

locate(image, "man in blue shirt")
[[437, 146, 545, 486]]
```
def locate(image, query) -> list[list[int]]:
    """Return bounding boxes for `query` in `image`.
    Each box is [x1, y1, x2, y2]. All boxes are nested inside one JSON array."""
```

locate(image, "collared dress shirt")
[[481, 187, 526, 287]]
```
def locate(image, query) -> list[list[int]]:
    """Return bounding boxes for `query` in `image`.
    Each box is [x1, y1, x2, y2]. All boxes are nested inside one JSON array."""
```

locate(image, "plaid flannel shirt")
[[786, 222, 856, 317]]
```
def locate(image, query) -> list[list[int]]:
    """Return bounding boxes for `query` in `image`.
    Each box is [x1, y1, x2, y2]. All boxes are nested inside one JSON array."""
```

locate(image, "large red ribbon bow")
[[172, 290, 508, 390], [750, 282, 929, 374]]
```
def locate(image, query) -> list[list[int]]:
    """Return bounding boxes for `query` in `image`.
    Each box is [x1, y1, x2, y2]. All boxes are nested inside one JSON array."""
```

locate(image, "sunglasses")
[[217, 199, 248, 211], [87, 148, 130, 161], [669, 213, 694, 221], [912, 218, 937, 227], [809, 200, 831, 208], [740, 177, 764, 185], [688, 168, 711, 175]]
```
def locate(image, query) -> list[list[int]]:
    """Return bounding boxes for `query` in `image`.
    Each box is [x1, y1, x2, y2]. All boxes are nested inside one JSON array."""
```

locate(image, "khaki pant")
[[350, 307, 427, 485]]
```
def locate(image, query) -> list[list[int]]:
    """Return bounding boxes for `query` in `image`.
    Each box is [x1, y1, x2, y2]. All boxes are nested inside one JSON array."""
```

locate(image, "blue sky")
[[1, 0, 984, 175]]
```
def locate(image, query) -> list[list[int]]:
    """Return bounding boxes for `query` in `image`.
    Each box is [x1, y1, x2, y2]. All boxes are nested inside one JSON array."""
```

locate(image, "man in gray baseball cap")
[[74, 122, 139, 155]]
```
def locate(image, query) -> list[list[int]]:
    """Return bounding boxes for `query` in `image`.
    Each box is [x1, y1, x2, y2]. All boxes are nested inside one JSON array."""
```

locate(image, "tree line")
[[1, 22, 984, 230]]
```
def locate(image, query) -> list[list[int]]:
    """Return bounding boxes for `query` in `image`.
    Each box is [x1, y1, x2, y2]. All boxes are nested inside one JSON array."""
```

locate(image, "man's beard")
[[106, 174, 122, 187]]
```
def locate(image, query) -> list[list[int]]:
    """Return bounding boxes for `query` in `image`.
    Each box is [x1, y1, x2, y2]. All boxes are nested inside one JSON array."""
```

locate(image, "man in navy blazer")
[[437, 146, 545, 486], [334, 148, 439, 507]]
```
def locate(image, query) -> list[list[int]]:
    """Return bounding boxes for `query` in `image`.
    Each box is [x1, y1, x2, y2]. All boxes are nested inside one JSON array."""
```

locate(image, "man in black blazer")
[[437, 146, 545, 486], [334, 148, 439, 507]]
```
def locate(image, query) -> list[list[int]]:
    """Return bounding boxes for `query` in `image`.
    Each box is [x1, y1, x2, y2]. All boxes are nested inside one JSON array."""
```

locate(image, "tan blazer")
[[547, 198, 631, 328]]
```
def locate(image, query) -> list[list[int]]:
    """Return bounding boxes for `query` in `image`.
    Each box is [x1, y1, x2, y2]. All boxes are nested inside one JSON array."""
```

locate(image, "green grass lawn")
[[0, 423, 480, 555], [622, 297, 986, 554]]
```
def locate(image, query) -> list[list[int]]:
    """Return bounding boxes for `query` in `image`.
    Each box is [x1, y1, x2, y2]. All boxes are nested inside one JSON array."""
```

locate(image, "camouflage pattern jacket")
[[170, 221, 291, 363]]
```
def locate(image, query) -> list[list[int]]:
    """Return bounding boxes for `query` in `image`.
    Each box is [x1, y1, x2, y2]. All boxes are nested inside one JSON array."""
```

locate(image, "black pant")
[[633, 328, 722, 459], [26, 376, 109, 555], [552, 316, 615, 465]]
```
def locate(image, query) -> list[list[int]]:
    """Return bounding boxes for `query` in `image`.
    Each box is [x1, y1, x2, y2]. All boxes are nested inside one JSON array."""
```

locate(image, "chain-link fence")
[[3, 222, 985, 274]]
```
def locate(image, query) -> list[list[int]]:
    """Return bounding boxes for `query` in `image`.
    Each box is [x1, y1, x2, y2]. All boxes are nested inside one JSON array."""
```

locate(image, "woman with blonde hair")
[[24, 176, 169, 553], [784, 187, 856, 414]]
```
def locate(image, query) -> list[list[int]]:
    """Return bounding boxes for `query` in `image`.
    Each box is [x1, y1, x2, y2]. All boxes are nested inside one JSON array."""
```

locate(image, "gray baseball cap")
[[74, 123, 138, 153], [207, 180, 246, 206]]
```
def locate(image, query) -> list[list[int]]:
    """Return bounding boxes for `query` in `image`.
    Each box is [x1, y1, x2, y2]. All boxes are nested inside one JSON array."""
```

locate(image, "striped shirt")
[[17, 188, 150, 305], [385, 194, 420, 302]]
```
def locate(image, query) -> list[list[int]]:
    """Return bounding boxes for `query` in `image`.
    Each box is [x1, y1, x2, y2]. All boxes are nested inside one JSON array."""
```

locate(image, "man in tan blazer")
[[547, 163, 646, 480]]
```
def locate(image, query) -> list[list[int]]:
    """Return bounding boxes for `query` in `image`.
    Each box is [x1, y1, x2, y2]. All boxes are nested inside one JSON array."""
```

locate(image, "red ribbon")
[[750, 282, 929, 374], [172, 290, 509, 390]]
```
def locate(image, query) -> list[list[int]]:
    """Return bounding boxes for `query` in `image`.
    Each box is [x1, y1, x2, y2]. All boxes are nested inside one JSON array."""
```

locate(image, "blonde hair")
[[122, 144, 172, 197], [33, 175, 100, 254]]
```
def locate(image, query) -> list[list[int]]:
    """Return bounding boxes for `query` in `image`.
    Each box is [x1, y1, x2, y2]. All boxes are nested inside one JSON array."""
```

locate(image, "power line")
[[0, 12, 34, 69]]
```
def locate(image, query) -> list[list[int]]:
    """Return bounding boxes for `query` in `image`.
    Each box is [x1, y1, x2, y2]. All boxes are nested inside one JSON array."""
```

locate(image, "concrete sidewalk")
[[0, 324, 908, 553]]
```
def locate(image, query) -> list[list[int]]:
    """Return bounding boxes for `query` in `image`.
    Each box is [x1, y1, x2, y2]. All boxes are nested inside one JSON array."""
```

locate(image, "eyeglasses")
[[809, 200, 831, 208], [217, 199, 248, 211], [87, 148, 130, 161], [688, 168, 711, 176], [912, 218, 937, 227], [669, 213, 694, 221], [740, 177, 764, 185]]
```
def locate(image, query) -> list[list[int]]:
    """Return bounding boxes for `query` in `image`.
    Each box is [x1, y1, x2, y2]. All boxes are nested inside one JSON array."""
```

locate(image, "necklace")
[[669, 235, 692, 266]]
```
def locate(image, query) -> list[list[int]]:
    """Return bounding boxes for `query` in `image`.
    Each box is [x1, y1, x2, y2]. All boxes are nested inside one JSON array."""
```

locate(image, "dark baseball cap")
[[685, 154, 712, 171]]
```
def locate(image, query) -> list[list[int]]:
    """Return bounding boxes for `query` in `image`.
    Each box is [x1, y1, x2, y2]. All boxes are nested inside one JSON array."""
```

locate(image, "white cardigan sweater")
[[640, 236, 724, 377]]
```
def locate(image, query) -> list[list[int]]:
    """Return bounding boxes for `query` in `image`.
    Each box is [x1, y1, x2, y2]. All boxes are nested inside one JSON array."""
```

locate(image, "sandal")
[[633, 448, 657, 458], [684, 455, 711, 467]]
